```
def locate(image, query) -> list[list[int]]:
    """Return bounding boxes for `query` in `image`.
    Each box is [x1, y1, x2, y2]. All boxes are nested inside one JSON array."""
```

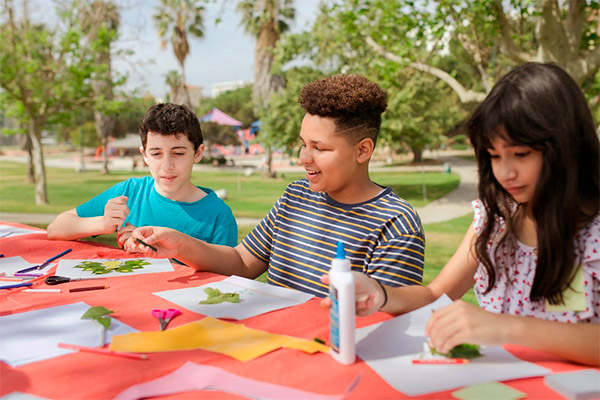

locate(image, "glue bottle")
[[329, 241, 356, 364]]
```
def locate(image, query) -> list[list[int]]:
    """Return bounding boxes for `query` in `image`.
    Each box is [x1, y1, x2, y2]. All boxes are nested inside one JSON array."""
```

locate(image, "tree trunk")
[[19, 133, 35, 183], [412, 148, 423, 164], [29, 119, 48, 205], [94, 111, 115, 174]]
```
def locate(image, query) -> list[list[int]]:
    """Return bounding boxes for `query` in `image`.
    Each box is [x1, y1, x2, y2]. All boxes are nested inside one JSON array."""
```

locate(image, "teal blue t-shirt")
[[76, 176, 238, 246]]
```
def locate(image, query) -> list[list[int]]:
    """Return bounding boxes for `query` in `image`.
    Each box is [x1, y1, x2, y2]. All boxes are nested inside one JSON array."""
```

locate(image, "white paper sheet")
[[55, 258, 173, 279], [0, 392, 48, 400], [114, 362, 356, 400], [0, 225, 45, 238], [0, 256, 39, 288], [0, 302, 138, 366], [153, 275, 313, 320], [356, 295, 551, 396]]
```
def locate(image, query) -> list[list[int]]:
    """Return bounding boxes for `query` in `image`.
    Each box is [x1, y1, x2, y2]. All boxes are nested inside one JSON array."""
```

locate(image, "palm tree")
[[153, 0, 205, 108], [237, 0, 295, 174], [79, 0, 120, 174]]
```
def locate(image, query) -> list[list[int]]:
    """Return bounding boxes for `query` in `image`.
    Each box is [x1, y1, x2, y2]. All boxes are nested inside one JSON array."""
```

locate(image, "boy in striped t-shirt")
[[132, 74, 425, 302]]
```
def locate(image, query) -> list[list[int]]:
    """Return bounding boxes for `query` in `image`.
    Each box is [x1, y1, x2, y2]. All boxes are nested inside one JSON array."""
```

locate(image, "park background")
[[1, 0, 599, 303]]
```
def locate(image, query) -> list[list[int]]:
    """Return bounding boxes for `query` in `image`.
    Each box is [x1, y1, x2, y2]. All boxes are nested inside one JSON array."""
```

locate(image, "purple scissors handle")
[[151, 308, 181, 331]]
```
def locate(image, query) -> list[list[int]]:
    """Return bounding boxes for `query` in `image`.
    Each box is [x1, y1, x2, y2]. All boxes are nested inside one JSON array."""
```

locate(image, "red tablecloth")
[[0, 222, 593, 399]]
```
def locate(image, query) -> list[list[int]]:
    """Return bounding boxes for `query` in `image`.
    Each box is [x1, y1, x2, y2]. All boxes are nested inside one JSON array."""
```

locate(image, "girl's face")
[[298, 114, 362, 202], [487, 135, 543, 204], [141, 132, 204, 201]]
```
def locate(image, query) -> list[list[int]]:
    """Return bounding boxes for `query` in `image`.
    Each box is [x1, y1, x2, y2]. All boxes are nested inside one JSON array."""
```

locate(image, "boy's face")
[[141, 132, 204, 201], [298, 114, 364, 202]]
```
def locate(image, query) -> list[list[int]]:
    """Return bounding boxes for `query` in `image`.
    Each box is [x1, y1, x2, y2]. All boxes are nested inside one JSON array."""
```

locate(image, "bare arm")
[[132, 226, 268, 279], [426, 300, 600, 366], [47, 196, 129, 240], [321, 224, 478, 316], [374, 223, 479, 314]]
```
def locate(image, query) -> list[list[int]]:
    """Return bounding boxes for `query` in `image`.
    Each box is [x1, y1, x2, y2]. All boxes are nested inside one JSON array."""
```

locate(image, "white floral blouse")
[[472, 200, 600, 323]]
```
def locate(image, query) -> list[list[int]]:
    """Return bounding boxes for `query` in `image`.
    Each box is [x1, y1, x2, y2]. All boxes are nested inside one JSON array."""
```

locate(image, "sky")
[[107, 0, 323, 100]]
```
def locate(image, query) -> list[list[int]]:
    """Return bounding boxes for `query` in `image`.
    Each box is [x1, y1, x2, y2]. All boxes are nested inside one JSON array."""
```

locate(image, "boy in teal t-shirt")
[[47, 103, 237, 248]]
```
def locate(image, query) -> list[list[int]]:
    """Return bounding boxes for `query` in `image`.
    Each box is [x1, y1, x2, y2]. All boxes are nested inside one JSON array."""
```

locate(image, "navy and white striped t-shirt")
[[242, 179, 425, 297]]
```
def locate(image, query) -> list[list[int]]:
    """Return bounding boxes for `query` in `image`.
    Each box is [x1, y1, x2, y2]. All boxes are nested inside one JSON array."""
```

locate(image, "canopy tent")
[[200, 108, 243, 127]]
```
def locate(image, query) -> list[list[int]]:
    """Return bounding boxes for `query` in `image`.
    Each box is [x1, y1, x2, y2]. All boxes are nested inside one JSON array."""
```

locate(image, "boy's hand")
[[117, 223, 140, 253], [131, 226, 182, 258], [320, 272, 382, 316], [102, 196, 129, 234]]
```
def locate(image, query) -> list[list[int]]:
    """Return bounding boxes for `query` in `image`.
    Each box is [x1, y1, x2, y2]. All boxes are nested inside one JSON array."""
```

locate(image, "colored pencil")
[[24, 288, 62, 293], [412, 358, 470, 364], [135, 238, 158, 252], [16, 248, 72, 273], [0, 282, 33, 290], [69, 285, 110, 292], [58, 343, 147, 360]]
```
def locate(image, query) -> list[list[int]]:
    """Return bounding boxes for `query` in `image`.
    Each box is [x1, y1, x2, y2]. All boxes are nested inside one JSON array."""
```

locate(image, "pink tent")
[[200, 108, 243, 126]]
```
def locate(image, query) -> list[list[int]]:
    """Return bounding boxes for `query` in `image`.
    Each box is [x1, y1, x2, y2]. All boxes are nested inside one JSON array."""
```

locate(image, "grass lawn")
[[0, 161, 458, 217]]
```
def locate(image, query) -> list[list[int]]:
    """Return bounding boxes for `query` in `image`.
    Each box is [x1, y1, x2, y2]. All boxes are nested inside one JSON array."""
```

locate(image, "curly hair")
[[139, 103, 203, 150], [298, 74, 387, 144], [466, 62, 599, 305]]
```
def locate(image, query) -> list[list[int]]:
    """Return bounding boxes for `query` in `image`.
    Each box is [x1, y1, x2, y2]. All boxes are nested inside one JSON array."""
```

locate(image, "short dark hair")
[[139, 103, 203, 150], [466, 62, 599, 305], [298, 74, 387, 145]]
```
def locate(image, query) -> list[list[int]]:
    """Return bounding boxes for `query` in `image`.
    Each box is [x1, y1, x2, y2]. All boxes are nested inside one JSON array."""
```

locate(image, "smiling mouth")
[[306, 170, 320, 179]]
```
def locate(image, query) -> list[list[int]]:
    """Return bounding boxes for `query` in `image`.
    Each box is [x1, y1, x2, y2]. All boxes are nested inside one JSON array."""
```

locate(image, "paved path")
[[0, 152, 477, 226]]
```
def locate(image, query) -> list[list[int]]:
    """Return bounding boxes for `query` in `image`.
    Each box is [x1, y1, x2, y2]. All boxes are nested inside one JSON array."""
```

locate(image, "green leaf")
[[199, 287, 240, 305], [81, 306, 114, 320], [96, 316, 111, 329], [429, 343, 481, 359]]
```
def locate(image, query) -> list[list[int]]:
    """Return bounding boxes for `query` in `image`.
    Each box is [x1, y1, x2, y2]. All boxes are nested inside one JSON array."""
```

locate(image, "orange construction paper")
[[110, 317, 329, 362]]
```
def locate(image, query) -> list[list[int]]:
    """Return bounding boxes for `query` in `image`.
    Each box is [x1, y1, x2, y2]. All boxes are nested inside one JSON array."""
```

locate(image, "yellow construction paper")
[[546, 266, 586, 312], [110, 317, 329, 362]]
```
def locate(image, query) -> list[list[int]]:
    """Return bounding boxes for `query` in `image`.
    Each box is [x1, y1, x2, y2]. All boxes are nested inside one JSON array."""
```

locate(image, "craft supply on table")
[[135, 238, 158, 252], [45, 275, 105, 285], [151, 308, 181, 331], [69, 285, 110, 292], [412, 358, 470, 364], [0, 282, 33, 290], [15, 248, 72, 273], [58, 342, 147, 361], [328, 241, 355, 365], [24, 289, 62, 293]]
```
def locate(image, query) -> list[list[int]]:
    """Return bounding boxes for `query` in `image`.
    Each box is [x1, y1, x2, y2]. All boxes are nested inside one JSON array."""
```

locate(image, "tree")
[[77, 0, 122, 174], [236, 0, 295, 174], [153, 0, 205, 108], [358, 0, 599, 110], [0, 0, 99, 205]]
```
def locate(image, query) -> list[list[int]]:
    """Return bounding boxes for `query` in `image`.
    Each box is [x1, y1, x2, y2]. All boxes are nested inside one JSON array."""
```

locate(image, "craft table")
[[0, 222, 594, 399]]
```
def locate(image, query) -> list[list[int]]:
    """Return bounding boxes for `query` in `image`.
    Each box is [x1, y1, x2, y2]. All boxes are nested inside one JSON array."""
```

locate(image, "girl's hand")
[[320, 272, 385, 316], [131, 226, 182, 258], [426, 300, 510, 353]]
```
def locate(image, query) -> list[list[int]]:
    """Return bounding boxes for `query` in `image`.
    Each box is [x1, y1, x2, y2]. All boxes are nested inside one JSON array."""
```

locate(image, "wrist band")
[[375, 279, 388, 309]]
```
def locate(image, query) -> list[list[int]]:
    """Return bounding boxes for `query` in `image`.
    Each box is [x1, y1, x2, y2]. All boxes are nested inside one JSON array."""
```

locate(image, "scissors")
[[45, 275, 103, 285], [151, 308, 181, 331]]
